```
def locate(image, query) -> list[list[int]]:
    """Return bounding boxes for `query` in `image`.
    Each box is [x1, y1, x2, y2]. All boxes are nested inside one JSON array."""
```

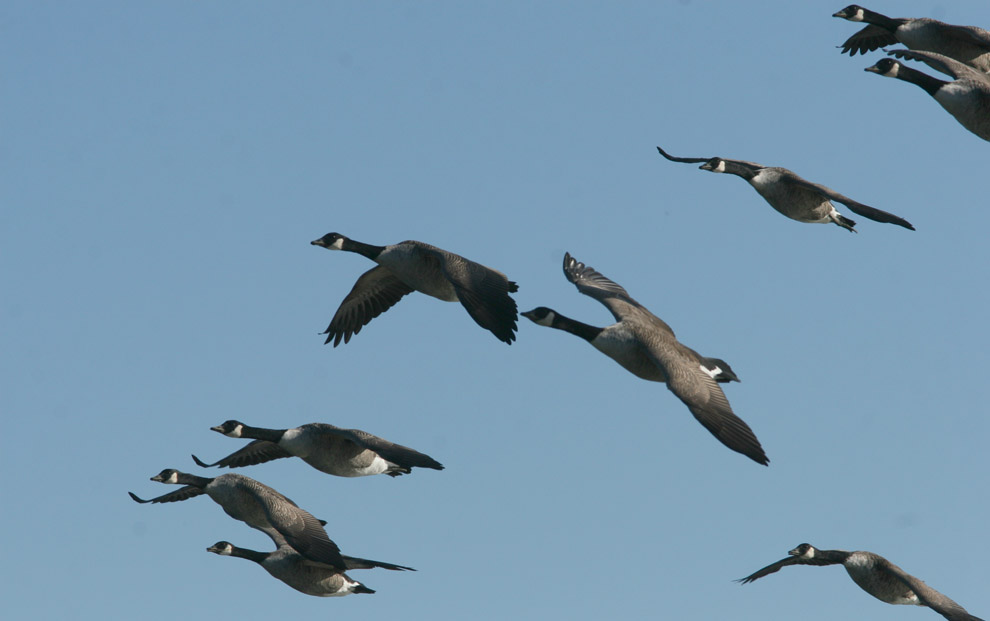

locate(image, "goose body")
[[866, 49, 990, 142], [193, 420, 444, 478], [523, 253, 767, 465], [207, 541, 375, 597], [833, 5, 990, 72], [129, 470, 414, 572], [311, 232, 518, 345], [739, 543, 984, 621], [657, 146, 914, 232]]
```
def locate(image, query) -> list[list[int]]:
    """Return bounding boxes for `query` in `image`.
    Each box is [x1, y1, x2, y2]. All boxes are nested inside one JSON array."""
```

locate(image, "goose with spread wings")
[[657, 146, 915, 232], [311, 232, 518, 345], [738, 543, 984, 621], [523, 253, 768, 465], [193, 420, 444, 478]]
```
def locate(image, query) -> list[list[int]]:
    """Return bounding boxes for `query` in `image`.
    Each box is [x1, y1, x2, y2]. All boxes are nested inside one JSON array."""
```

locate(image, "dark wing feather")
[[191, 440, 293, 469], [737, 553, 842, 584], [656, 145, 711, 164], [561, 252, 668, 330], [882, 560, 984, 621], [783, 174, 915, 230], [128, 486, 206, 504], [322, 266, 414, 346], [838, 24, 898, 56], [252, 484, 347, 570], [661, 356, 768, 465], [340, 555, 416, 572], [433, 250, 518, 344], [314, 425, 444, 471]]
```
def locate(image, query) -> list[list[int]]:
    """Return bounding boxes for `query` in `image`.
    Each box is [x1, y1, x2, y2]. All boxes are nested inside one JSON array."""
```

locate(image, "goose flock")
[[129, 5, 986, 618]]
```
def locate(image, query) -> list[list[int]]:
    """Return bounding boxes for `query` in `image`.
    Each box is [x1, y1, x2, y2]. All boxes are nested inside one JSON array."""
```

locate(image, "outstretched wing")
[[783, 173, 915, 230], [882, 560, 985, 621], [838, 24, 898, 56], [339, 555, 417, 572], [322, 266, 414, 346], [191, 440, 293, 469], [314, 425, 444, 472], [656, 145, 711, 164], [562, 252, 665, 329], [430, 249, 518, 344], [128, 486, 205, 504], [737, 553, 840, 584]]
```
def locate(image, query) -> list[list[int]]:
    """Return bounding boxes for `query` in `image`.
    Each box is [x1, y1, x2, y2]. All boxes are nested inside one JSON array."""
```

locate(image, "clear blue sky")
[[3, 1, 987, 619]]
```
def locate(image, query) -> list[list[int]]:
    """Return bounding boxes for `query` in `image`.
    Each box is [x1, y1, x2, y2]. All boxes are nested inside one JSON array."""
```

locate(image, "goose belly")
[[297, 439, 391, 477], [843, 555, 921, 605], [750, 172, 833, 223], [936, 84, 990, 141], [592, 329, 666, 382]]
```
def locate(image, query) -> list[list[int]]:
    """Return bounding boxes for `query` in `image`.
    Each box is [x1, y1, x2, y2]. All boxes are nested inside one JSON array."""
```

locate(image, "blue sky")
[[3, 1, 988, 619]]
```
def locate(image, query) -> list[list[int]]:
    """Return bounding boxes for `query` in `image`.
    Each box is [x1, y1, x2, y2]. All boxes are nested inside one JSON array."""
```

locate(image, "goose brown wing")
[[247, 481, 347, 570], [839, 24, 898, 56], [782, 173, 915, 230], [561, 252, 672, 332], [128, 486, 206, 504], [882, 560, 984, 621], [191, 440, 293, 469], [311, 425, 444, 471], [322, 266, 414, 346], [434, 250, 518, 344], [737, 553, 840, 583], [656, 348, 768, 465]]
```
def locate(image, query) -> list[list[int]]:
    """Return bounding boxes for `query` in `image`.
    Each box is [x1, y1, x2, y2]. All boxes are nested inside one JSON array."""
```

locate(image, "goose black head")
[[521, 307, 556, 326], [311, 232, 346, 249], [865, 58, 899, 77], [210, 420, 245, 437], [207, 541, 235, 555], [789, 543, 816, 558], [832, 5, 865, 21], [151, 468, 181, 483], [700, 157, 726, 173]]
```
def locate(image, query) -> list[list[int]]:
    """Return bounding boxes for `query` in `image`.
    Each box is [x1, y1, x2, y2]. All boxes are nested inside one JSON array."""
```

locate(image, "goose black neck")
[[552, 313, 603, 342], [228, 546, 270, 564], [860, 9, 902, 33], [177, 472, 215, 488], [342, 238, 386, 260], [721, 160, 760, 181], [895, 64, 947, 97], [817, 549, 853, 563], [238, 424, 288, 443]]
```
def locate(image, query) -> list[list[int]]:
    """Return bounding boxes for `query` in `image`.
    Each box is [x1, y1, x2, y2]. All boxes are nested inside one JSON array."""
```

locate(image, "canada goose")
[[656, 146, 915, 232], [129, 470, 414, 572], [833, 5, 990, 72], [865, 49, 990, 142], [207, 541, 375, 597], [739, 543, 984, 621], [311, 232, 518, 345], [192, 420, 444, 478], [523, 253, 768, 465]]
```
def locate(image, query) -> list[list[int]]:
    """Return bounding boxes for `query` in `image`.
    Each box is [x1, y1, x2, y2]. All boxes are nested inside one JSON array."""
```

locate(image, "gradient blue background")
[[4, 1, 987, 619]]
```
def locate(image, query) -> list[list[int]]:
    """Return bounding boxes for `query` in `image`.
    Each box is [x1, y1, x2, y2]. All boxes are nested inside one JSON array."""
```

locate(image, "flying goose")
[[656, 146, 915, 232], [738, 543, 984, 621], [129, 470, 414, 572], [833, 5, 990, 72], [523, 253, 768, 465], [865, 49, 990, 142], [207, 541, 375, 597], [311, 232, 519, 345], [192, 420, 444, 478]]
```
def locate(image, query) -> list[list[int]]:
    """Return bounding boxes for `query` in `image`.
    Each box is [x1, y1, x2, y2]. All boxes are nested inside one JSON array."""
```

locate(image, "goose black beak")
[[864, 65, 881, 74], [310, 239, 325, 247]]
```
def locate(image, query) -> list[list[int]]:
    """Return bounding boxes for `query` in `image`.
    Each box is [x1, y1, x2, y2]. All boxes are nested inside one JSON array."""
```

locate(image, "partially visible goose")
[[207, 541, 375, 597], [866, 49, 990, 142], [311, 232, 518, 345], [833, 5, 990, 72], [129, 470, 414, 572], [523, 253, 768, 465], [192, 420, 444, 478], [657, 146, 914, 232], [739, 543, 984, 621]]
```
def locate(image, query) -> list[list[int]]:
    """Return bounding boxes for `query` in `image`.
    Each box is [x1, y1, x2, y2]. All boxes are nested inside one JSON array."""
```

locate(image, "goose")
[[833, 5, 990, 72], [522, 253, 768, 465], [207, 541, 375, 597], [311, 232, 519, 345], [738, 543, 984, 621], [865, 49, 990, 142], [129, 470, 414, 572], [192, 420, 444, 478], [656, 146, 915, 232]]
